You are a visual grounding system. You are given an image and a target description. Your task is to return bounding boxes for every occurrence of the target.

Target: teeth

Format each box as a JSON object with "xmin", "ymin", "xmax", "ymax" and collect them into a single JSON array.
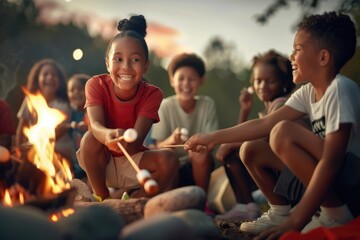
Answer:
[{"xmin": 120, "ymin": 74, "xmax": 133, "ymax": 81}]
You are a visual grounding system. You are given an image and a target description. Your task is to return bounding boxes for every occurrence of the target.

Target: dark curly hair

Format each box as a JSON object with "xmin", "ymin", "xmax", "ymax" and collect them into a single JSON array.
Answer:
[
  {"xmin": 67, "ymin": 73, "xmax": 90, "ymax": 87},
  {"xmin": 167, "ymin": 53, "xmax": 206, "ymax": 79},
  {"xmin": 106, "ymin": 15, "xmax": 149, "ymax": 60},
  {"xmin": 298, "ymin": 11, "xmax": 356, "ymax": 70},
  {"xmin": 26, "ymin": 58, "xmax": 67, "ymax": 101},
  {"xmin": 250, "ymin": 49, "xmax": 295, "ymax": 96}
]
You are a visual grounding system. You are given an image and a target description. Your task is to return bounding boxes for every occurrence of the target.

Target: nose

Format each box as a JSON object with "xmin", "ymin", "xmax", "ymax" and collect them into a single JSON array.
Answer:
[
  {"xmin": 121, "ymin": 59, "xmax": 130, "ymax": 69},
  {"xmin": 289, "ymin": 52, "xmax": 294, "ymax": 61}
]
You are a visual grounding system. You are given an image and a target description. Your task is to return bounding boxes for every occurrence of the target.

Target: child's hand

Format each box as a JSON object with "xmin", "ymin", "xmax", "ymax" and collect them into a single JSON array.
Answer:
[
  {"xmin": 215, "ymin": 143, "xmax": 233, "ymax": 162},
  {"xmin": 239, "ymin": 88, "xmax": 253, "ymax": 113},
  {"xmin": 170, "ymin": 127, "xmax": 186, "ymax": 144},
  {"xmin": 104, "ymin": 130, "xmax": 122, "ymax": 153},
  {"xmin": 184, "ymin": 133, "xmax": 213, "ymax": 153}
]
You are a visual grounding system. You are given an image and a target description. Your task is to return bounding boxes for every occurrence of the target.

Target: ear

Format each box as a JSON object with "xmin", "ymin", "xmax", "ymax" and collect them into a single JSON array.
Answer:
[
  {"xmin": 169, "ymin": 76, "xmax": 175, "ymax": 87},
  {"xmin": 319, "ymin": 49, "xmax": 330, "ymax": 66},
  {"xmin": 105, "ymin": 57, "xmax": 110, "ymax": 72}
]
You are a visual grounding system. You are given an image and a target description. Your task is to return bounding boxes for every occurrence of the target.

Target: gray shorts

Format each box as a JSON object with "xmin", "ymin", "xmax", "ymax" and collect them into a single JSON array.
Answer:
[{"xmin": 274, "ymin": 152, "xmax": 360, "ymax": 216}]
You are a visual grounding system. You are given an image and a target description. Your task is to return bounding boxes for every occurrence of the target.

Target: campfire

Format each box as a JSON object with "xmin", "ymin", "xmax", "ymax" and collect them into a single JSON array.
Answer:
[{"xmin": 0, "ymin": 88, "xmax": 75, "ymax": 213}]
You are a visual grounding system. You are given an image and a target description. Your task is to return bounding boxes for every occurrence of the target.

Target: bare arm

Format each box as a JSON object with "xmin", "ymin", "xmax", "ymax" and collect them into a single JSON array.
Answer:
[
  {"xmin": 185, "ymin": 105, "xmax": 303, "ymax": 152},
  {"xmin": 87, "ymin": 105, "xmax": 153, "ymax": 155},
  {"xmin": 155, "ymin": 127, "xmax": 183, "ymax": 148}
]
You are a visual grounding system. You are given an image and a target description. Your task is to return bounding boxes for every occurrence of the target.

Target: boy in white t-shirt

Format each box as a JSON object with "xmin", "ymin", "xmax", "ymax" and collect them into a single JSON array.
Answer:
[
  {"xmin": 185, "ymin": 11, "xmax": 360, "ymax": 239},
  {"xmin": 152, "ymin": 53, "xmax": 218, "ymax": 193}
]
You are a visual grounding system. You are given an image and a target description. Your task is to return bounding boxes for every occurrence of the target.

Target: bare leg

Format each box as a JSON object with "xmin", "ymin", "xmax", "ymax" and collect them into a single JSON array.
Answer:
[
  {"xmin": 223, "ymin": 150, "xmax": 255, "ymax": 203},
  {"xmin": 188, "ymin": 150, "xmax": 214, "ymax": 192},
  {"xmin": 270, "ymin": 120, "xmax": 342, "ymax": 207},
  {"xmin": 78, "ymin": 131, "xmax": 110, "ymax": 200},
  {"xmin": 240, "ymin": 139, "xmax": 288, "ymax": 205},
  {"xmin": 135, "ymin": 149, "xmax": 180, "ymax": 197}
]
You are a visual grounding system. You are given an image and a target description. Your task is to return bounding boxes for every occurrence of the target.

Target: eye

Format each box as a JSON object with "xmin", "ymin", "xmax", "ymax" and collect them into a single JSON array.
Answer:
[{"xmin": 113, "ymin": 57, "xmax": 122, "ymax": 62}]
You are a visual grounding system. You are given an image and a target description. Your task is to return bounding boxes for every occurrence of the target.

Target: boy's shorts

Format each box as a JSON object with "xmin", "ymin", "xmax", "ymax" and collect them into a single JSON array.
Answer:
[
  {"xmin": 77, "ymin": 150, "xmax": 143, "ymax": 192},
  {"xmin": 273, "ymin": 167, "xmax": 305, "ymax": 206},
  {"xmin": 273, "ymin": 152, "xmax": 360, "ymax": 215}
]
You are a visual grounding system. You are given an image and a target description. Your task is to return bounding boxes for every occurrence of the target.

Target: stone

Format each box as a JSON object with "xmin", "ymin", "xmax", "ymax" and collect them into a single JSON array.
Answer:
[
  {"xmin": 144, "ymin": 186, "xmax": 206, "ymax": 218},
  {"xmin": 74, "ymin": 198, "xmax": 148, "ymax": 224},
  {"xmin": 57, "ymin": 205, "xmax": 123, "ymax": 240},
  {"xmin": 0, "ymin": 205, "xmax": 63, "ymax": 240},
  {"xmin": 120, "ymin": 213, "xmax": 191, "ymax": 240},
  {"xmin": 173, "ymin": 209, "xmax": 221, "ymax": 239}
]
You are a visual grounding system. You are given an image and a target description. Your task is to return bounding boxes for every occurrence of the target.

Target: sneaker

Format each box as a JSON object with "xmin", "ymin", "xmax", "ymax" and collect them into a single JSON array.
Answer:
[
  {"xmin": 215, "ymin": 203, "xmax": 261, "ymax": 221},
  {"xmin": 240, "ymin": 208, "xmax": 289, "ymax": 234},
  {"xmin": 301, "ymin": 210, "xmax": 345, "ymax": 233}
]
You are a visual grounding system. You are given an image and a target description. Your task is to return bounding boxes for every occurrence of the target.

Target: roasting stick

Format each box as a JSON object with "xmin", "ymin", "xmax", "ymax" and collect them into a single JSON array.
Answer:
[
  {"xmin": 116, "ymin": 141, "xmax": 141, "ymax": 173},
  {"xmin": 162, "ymin": 144, "xmax": 188, "ymax": 148},
  {"xmin": 115, "ymin": 129, "xmax": 159, "ymax": 195}
]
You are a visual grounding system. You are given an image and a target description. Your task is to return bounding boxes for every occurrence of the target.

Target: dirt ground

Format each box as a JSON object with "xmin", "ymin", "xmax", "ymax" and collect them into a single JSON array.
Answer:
[{"xmin": 215, "ymin": 218, "xmax": 258, "ymax": 240}]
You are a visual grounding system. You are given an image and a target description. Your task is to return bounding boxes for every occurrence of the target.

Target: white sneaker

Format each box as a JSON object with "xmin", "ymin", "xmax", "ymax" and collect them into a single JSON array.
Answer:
[
  {"xmin": 301, "ymin": 210, "xmax": 346, "ymax": 233},
  {"xmin": 240, "ymin": 208, "xmax": 289, "ymax": 234}
]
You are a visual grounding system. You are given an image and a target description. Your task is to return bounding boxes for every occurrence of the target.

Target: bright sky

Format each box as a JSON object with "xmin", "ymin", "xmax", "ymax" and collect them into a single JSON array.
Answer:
[{"xmin": 35, "ymin": 0, "xmax": 340, "ymax": 68}]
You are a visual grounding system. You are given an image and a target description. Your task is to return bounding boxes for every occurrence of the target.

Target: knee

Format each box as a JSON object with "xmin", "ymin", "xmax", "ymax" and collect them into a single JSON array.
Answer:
[
  {"xmin": 158, "ymin": 150, "xmax": 180, "ymax": 172},
  {"xmin": 79, "ymin": 131, "xmax": 106, "ymax": 166},
  {"xmin": 239, "ymin": 141, "xmax": 259, "ymax": 166},
  {"xmin": 269, "ymin": 120, "xmax": 292, "ymax": 155},
  {"xmin": 80, "ymin": 131, "xmax": 101, "ymax": 152}
]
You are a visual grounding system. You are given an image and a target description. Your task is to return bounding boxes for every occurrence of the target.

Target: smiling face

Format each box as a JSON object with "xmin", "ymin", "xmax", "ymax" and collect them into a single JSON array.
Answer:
[
  {"xmin": 105, "ymin": 36, "xmax": 149, "ymax": 100},
  {"xmin": 171, "ymin": 66, "xmax": 203, "ymax": 103},
  {"xmin": 290, "ymin": 30, "xmax": 321, "ymax": 84},
  {"xmin": 67, "ymin": 78, "xmax": 85, "ymax": 110},
  {"xmin": 38, "ymin": 64, "xmax": 60, "ymax": 101},
  {"xmin": 252, "ymin": 63, "xmax": 283, "ymax": 102}
]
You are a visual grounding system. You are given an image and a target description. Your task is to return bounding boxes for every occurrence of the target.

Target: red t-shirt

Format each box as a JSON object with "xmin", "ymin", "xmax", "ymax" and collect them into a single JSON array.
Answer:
[
  {"xmin": 0, "ymin": 99, "xmax": 15, "ymax": 135},
  {"xmin": 85, "ymin": 74, "xmax": 163, "ymax": 155}
]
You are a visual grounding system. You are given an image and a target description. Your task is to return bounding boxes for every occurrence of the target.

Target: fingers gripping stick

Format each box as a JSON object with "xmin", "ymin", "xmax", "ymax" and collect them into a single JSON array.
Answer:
[{"xmin": 117, "ymin": 129, "xmax": 159, "ymax": 195}]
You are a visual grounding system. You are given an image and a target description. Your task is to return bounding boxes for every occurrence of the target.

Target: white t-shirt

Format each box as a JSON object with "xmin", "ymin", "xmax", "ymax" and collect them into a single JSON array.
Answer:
[
  {"xmin": 286, "ymin": 74, "xmax": 360, "ymax": 157},
  {"xmin": 152, "ymin": 95, "xmax": 219, "ymax": 158}
]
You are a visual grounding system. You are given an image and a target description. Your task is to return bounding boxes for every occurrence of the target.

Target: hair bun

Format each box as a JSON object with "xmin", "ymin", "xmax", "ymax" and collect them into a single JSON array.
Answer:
[{"xmin": 117, "ymin": 15, "xmax": 147, "ymax": 38}]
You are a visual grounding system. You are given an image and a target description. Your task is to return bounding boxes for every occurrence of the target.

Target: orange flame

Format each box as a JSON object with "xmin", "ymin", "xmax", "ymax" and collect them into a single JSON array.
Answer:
[
  {"xmin": 22, "ymin": 88, "xmax": 73, "ymax": 194},
  {"xmin": 3, "ymin": 189, "xmax": 13, "ymax": 207}
]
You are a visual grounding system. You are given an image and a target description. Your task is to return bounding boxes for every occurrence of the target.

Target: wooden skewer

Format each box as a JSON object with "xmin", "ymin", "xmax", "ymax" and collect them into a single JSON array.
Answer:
[
  {"xmin": 117, "ymin": 141, "xmax": 141, "ymax": 173},
  {"xmin": 162, "ymin": 144, "xmax": 188, "ymax": 148},
  {"xmin": 10, "ymin": 155, "xmax": 23, "ymax": 163}
]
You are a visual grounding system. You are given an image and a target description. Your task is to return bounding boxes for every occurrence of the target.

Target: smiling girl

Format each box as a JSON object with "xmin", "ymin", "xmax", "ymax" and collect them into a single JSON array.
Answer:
[{"xmin": 77, "ymin": 15, "xmax": 179, "ymax": 201}]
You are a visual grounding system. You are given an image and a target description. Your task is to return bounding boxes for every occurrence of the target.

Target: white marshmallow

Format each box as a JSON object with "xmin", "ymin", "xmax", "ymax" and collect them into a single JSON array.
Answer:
[
  {"xmin": 180, "ymin": 128, "xmax": 189, "ymax": 141},
  {"xmin": 136, "ymin": 169, "xmax": 151, "ymax": 184},
  {"xmin": 180, "ymin": 128, "xmax": 188, "ymax": 136},
  {"xmin": 123, "ymin": 128, "xmax": 138, "ymax": 143},
  {"xmin": 144, "ymin": 179, "xmax": 159, "ymax": 194},
  {"xmin": 247, "ymin": 86, "xmax": 254, "ymax": 94}
]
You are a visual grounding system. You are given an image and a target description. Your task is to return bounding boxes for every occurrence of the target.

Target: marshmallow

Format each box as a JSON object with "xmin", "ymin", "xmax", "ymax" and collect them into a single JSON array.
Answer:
[
  {"xmin": 144, "ymin": 179, "xmax": 159, "ymax": 195},
  {"xmin": 0, "ymin": 146, "xmax": 10, "ymax": 163},
  {"xmin": 247, "ymin": 86, "xmax": 254, "ymax": 94},
  {"xmin": 123, "ymin": 128, "xmax": 137, "ymax": 143},
  {"xmin": 136, "ymin": 169, "xmax": 151, "ymax": 185},
  {"xmin": 180, "ymin": 128, "xmax": 189, "ymax": 141}
]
